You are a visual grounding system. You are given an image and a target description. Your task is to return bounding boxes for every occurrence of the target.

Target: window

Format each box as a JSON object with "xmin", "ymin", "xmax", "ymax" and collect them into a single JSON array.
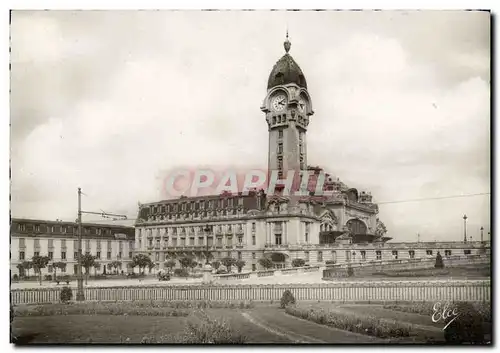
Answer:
[
  {"xmin": 252, "ymin": 235, "xmax": 256, "ymax": 245},
  {"xmin": 227, "ymin": 251, "xmax": 231, "ymax": 257},
  {"xmin": 277, "ymin": 142, "xmax": 283, "ymax": 154},
  {"xmin": 426, "ymin": 250, "xmax": 433, "ymax": 256},
  {"xmin": 61, "ymin": 251, "xmax": 66, "ymax": 260},
  {"xmin": 96, "ymin": 251, "xmax": 101, "ymax": 259},
  {"xmin": 217, "ymin": 237, "xmax": 223, "ymax": 246},
  {"xmin": 238, "ymin": 236, "xmax": 243, "ymax": 244},
  {"xmin": 128, "ymin": 251, "xmax": 132, "ymax": 258},
  {"xmin": 118, "ymin": 252, "xmax": 122, "ymax": 259},
  {"xmin": 445, "ymin": 250, "xmax": 452, "ymax": 256},
  {"xmin": 19, "ymin": 238, "xmax": 25, "ymax": 247},
  {"xmin": 34, "ymin": 239, "xmax": 40, "ymax": 247},
  {"xmin": 305, "ymin": 251, "xmax": 310, "ymax": 261},
  {"xmin": 47, "ymin": 226, "xmax": 53, "ymax": 233},
  {"xmin": 305, "ymin": 232, "xmax": 308, "ymax": 243},
  {"xmin": 318, "ymin": 251, "xmax": 323, "ymax": 262},
  {"xmin": 107, "ymin": 252, "xmax": 111, "ymax": 260},
  {"xmin": 74, "ymin": 252, "xmax": 79, "ymax": 259},
  {"xmin": 155, "ymin": 253, "xmax": 159, "ymax": 261},
  {"xmin": 409, "ymin": 250, "xmax": 415, "ymax": 259},
  {"xmin": 48, "ymin": 252, "xmax": 53, "ymax": 260},
  {"xmin": 107, "ymin": 240, "xmax": 112, "ymax": 249},
  {"xmin": 34, "ymin": 251, "xmax": 40, "ymax": 257},
  {"xmin": 48, "ymin": 239, "xmax": 54, "ymax": 248},
  {"xmin": 331, "ymin": 251, "xmax": 337, "ymax": 263},
  {"xmin": 18, "ymin": 224, "xmax": 26, "ymax": 232},
  {"xmin": 360, "ymin": 250, "xmax": 366, "ymax": 260},
  {"xmin": 34, "ymin": 225, "xmax": 40, "ymax": 232},
  {"xmin": 252, "ymin": 252, "xmax": 256, "ymax": 259},
  {"xmin": 392, "ymin": 251, "xmax": 398, "ymax": 260},
  {"xmin": 464, "ymin": 249, "xmax": 471, "ymax": 255},
  {"xmin": 275, "ymin": 234, "xmax": 282, "ymax": 245},
  {"xmin": 19, "ymin": 251, "xmax": 25, "ymax": 260},
  {"xmin": 252, "ymin": 222, "xmax": 256, "ymax": 232},
  {"xmin": 376, "ymin": 251, "xmax": 382, "ymax": 260},
  {"xmin": 61, "ymin": 239, "xmax": 66, "ymax": 247},
  {"xmin": 278, "ymin": 129, "xmax": 283, "ymax": 139}
]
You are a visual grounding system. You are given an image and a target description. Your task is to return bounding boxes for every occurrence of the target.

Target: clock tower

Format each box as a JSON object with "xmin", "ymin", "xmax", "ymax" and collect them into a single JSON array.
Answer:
[{"xmin": 261, "ymin": 33, "xmax": 314, "ymax": 189}]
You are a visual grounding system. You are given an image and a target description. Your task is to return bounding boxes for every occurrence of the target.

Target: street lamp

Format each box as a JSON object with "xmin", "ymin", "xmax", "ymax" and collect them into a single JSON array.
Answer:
[
  {"xmin": 204, "ymin": 225, "xmax": 212, "ymax": 265},
  {"xmin": 463, "ymin": 214, "xmax": 468, "ymax": 243},
  {"xmin": 480, "ymin": 226, "xmax": 484, "ymax": 243}
]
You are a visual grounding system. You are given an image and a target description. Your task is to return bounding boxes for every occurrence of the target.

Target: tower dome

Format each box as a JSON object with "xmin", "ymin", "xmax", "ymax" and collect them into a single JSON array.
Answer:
[{"xmin": 267, "ymin": 33, "xmax": 307, "ymax": 90}]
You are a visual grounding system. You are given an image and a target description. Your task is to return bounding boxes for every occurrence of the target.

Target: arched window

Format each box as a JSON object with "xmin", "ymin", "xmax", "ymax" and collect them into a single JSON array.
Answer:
[{"xmin": 346, "ymin": 219, "xmax": 367, "ymax": 235}]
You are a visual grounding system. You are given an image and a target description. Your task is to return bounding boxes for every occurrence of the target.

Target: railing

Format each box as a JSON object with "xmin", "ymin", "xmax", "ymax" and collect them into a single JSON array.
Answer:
[
  {"xmin": 257, "ymin": 270, "xmax": 275, "ymax": 277},
  {"xmin": 11, "ymin": 280, "xmax": 490, "ymax": 305},
  {"xmin": 216, "ymin": 272, "xmax": 251, "ymax": 281}
]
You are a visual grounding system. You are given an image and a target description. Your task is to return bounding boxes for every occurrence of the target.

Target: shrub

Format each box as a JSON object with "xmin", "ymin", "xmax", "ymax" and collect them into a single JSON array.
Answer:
[
  {"xmin": 292, "ymin": 258, "xmax": 306, "ymax": 267},
  {"xmin": 285, "ymin": 305, "xmax": 411, "ymax": 339},
  {"xmin": 173, "ymin": 268, "xmax": 189, "ymax": 277},
  {"xmin": 435, "ymin": 252, "xmax": 445, "ymax": 269},
  {"xmin": 444, "ymin": 302, "xmax": 486, "ymax": 344},
  {"xmin": 325, "ymin": 260, "xmax": 336, "ymax": 265},
  {"xmin": 182, "ymin": 311, "xmax": 246, "ymax": 343},
  {"xmin": 280, "ymin": 290, "xmax": 296, "ymax": 308},
  {"xmin": 347, "ymin": 266, "xmax": 354, "ymax": 277},
  {"xmin": 44, "ymin": 275, "xmax": 52, "ymax": 281},
  {"xmin": 13, "ymin": 274, "xmax": 19, "ymax": 281},
  {"xmin": 60, "ymin": 286, "xmax": 73, "ymax": 303}
]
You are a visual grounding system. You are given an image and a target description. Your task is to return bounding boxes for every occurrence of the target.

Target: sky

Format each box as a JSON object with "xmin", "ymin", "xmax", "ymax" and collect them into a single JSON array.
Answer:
[{"xmin": 10, "ymin": 10, "xmax": 491, "ymax": 242}]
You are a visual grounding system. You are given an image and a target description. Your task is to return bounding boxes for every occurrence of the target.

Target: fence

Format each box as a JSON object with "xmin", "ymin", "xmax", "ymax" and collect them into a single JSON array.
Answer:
[{"xmin": 11, "ymin": 279, "xmax": 490, "ymax": 305}]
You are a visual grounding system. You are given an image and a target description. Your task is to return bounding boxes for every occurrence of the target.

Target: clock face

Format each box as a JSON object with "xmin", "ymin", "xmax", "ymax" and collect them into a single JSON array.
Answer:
[
  {"xmin": 298, "ymin": 98, "xmax": 306, "ymax": 113},
  {"xmin": 272, "ymin": 94, "xmax": 287, "ymax": 112}
]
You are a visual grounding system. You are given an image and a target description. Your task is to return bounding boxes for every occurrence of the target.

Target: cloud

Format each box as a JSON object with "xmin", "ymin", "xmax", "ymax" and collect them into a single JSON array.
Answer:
[{"xmin": 10, "ymin": 10, "xmax": 490, "ymax": 241}]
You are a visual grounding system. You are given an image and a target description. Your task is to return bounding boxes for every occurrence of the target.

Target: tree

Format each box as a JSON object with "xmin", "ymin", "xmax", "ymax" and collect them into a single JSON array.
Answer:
[
  {"xmin": 258, "ymin": 257, "xmax": 274, "ymax": 270},
  {"xmin": 235, "ymin": 260, "xmax": 246, "ymax": 273},
  {"xmin": 179, "ymin": 256, "xmax": 195, "ymax": 271},
  {"xmin": 31, "ymin": 255, "xmax": 50, "ymax": 286},
  {"xmin": 221, "ymin": 257, "xmax": 236, "ymax": 272},
  {"xmin": 375, "ymin": 218, "xmax": 388, "ymax": 237},
  {"xmin": 147, "ymin": 262, "xmax": 156, "ymax": 274},
  {"xmin": 211, "ymin": 261, "xmax": 221, "ymax": 271},
  {"xmin": 52, "ymin": 261, "xmax": 67, "ymax": 281},
  {"xmin": 93, "ymin": 262, "xmax": 101, "ymax": 277},
  {"xmin": 292, "ymin": 258, "xmax": 306, "ymax": 268},
  {"xmin": 165, "ymin": 260, "xmax": 177, "ymax": 273},
  {"xmin": 81, "ymin": 254, "xmax": 96, "ymax": 284},
  {"xmin": 188, "ymin": 260, "xmax": 198, "ymax": 273},
  {"xmin": 22, "ymin": 261, "xmax": 33, "ymax": 277},
  {"xmin": 110, "ymin": 261, "xmax": 122, "ymax": 274},
  {"xmin": 16, "ymin": 263, "xmax": 24, "ymax": 278},
  {"xmin": 435, "ymin": 251, "xmax": 445, "ymax": 269},
  {"xmin": 131, "ymin": 254, "xmax": 153, "ymax": 274}
]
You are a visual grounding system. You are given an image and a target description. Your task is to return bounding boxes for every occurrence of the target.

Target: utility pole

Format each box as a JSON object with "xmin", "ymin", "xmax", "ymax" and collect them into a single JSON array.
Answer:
[
  {"xmin": 76, "ymin": 188, "xmax": 84, "ymax": 301},
  {"xmin": 76, "ymin": 187, "xmax": 128, "ymax": 301}
]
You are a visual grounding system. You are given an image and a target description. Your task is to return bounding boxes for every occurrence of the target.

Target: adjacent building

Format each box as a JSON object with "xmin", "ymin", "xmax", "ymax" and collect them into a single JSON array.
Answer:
[{"xmin": 10, "ymin": 218, "xmax": 135, "ymax": 276}]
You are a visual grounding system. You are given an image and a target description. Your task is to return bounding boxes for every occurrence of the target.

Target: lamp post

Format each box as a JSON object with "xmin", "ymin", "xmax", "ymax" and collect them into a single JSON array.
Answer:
[
  {"xmin": 204, "ymin": 225, "xmax": 211, "ymax": 265},
  {"xmin": 463, "ymin": 214, "xmax": 468, "ymax": 243},
  {"xmin": 480, "ymin": 226, "xmax": 484, "ymax": 243}
]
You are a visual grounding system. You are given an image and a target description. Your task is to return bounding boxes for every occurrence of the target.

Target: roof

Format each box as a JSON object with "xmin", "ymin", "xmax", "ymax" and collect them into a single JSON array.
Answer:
[{"xmin": 267, "ymin": 53, "xmax": 307, "ymax": 90}]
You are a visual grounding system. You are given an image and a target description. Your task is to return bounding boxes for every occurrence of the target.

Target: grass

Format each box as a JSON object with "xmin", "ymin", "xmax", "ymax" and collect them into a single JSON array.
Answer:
[
  {"xmin": 285, "ymin": 303, "xmax": 413, "ymax": 339},
  {"xmin": 14, "ymin": 300, "xmax": 256, "ymax": 318}
]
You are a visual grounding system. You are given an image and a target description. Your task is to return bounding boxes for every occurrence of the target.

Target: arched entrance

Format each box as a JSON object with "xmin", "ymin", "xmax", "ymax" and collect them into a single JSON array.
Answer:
[
  {"xmin": 266, "ymin": 252, "xmax": 287, "ymax": 269},
  {"xmin": 346, "ymin": 219, "xmax": 367, "ymax": 235}
]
